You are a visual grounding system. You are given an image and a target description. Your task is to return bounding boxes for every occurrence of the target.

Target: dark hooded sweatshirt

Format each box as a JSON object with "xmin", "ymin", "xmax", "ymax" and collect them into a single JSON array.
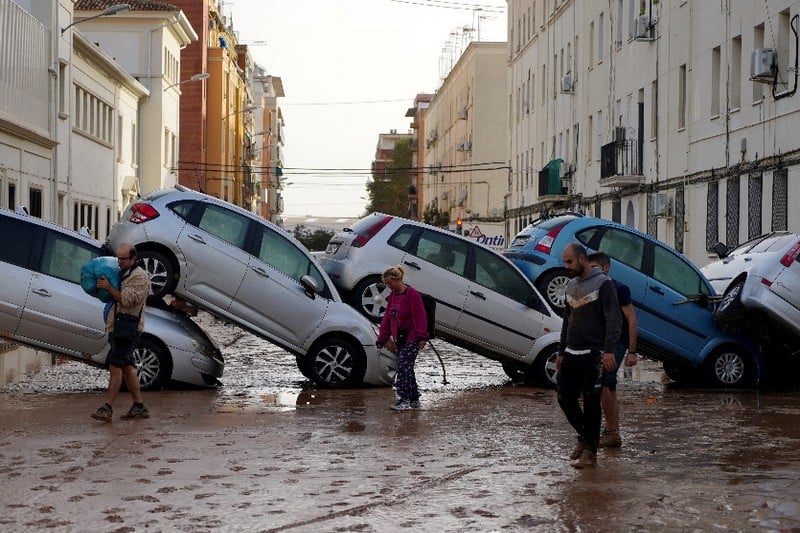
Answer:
[{"xmin": 559, "ymin": 266, "xmax": 622, "ymax": 353}]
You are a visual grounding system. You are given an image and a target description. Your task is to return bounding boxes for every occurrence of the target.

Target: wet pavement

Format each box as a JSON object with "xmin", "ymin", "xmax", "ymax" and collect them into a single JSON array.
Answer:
[{"xmin": 1, "ymin": 313, "xmax": 799, "ymax": 532}]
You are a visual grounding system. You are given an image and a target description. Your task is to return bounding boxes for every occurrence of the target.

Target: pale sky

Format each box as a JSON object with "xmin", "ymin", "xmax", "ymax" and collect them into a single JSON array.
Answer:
[{"xmin": 227, "ymin": 0, "xmax": 507, "ymax": 218}]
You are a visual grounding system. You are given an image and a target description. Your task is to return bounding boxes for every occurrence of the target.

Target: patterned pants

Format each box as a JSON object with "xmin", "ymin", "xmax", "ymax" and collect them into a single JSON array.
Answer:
[{"xmin": 395, "ymin": 341, "xmax": 421, "ymax": 402}]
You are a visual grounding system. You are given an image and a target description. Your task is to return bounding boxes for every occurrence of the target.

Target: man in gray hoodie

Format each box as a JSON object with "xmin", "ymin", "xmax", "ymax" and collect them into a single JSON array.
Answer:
[{"xmin": 556, "ymin": 242, "xmax": 621, "ymax": 468}]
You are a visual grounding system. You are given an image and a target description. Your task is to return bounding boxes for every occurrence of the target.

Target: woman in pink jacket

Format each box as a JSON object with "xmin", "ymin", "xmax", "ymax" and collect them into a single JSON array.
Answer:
[{"xmin": 376, "ymin": 265, "xmax": 428, "ymax": 411}]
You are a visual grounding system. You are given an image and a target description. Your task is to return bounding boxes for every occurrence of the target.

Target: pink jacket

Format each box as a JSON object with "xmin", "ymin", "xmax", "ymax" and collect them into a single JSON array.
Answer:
[{"xmin": 376, "ymin": 285, "xmax": 428, "ymax": 345}]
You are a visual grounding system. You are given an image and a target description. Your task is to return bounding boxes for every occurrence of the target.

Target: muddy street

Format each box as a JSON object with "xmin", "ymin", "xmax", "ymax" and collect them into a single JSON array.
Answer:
[{"xmin": 1, "ymin": 316, "xmax": 799, "ymax": 532}]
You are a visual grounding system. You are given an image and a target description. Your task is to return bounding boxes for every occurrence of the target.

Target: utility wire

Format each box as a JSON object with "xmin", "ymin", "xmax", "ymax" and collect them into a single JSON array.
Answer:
[{"xmin": 388, "ymin": 0, "xmax": 505, "ymax": 13}]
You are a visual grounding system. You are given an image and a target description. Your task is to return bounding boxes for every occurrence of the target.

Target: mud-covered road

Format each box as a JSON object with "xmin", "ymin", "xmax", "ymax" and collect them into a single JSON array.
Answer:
[{"xmin": 1, "ymin": 314, "xmax": 799, "ymax": 532}]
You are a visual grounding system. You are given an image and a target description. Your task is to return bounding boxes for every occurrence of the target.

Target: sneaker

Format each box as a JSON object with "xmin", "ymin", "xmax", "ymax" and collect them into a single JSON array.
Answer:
[
  {"xmin": 91, "ymin": 404, "xmax": 112, "ymax": 422},
  {"xmin": 409, "ymin": 400, "xmax": 421, "ymax": 409},
  {"xmin": 390, "ymin": 400, "xmax": 412, "ymax": 411},
  {"xmin": 121, "ymin": 404, "xmax": 150, "ymax": 420},
  {"xmin": 572, "ymin": 449, "xmax": 597, "ymax": 469},
  {"xmin": 599, "ymin": 429, "xmax": 622, "ymax": 448},
  {"xmin": 569, "ymin": 439, "xmax": 586, "ymax": 460}
]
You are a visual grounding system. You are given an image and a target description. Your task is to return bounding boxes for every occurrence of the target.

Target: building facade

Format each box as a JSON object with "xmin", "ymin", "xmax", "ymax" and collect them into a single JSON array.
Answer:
[{"xmin": 506, "ymin": 0, "xmax": 799, "ymax": 267}]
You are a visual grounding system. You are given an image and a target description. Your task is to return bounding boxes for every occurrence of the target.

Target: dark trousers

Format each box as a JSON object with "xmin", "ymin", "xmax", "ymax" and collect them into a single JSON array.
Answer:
[{"xmin": 557, "ymin": 351, "xmax": 603, "ymax": 452}]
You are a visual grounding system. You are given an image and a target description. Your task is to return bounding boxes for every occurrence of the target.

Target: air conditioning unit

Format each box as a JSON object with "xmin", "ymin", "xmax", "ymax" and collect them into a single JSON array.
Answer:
[
  {"xmin": 560, "ymin": 73, "xmax": 573, "ymax": 93},
  {"xmin": 614, "ymin": 127, "xmax": 626, "ymax": 143},
  {"xmin": 653, "ymin": 192, "xmax": 673, "ymax": 217},
  {"xmin": 636, "ymin": 15, "xmax": 652, "ymax": 40},
  {"xmin": 750, "ymin": 48, "xmax": 777, "ymax": 83}
]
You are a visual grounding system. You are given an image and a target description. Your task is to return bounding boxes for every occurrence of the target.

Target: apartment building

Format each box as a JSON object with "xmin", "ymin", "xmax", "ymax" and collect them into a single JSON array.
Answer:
[{"xmin": 507, "ymin": 0, "xmax": 799, "ymax": 267}]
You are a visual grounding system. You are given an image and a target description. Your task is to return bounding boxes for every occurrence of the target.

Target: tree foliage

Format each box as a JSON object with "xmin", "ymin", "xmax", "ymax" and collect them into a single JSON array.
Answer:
[
  {"xmin": 363, "ymin": 138, "xmax": 414, "ymax": 217},
  {"xmin": 292, "ymin": 224, "xmax": 335, "ymax": 251}
]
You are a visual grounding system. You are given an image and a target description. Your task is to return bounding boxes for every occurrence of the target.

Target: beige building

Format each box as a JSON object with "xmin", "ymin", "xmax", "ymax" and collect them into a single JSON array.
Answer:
[
  {"xmin": 421, "ymin": 41, "xmax": 509, "ymax": 250},
  {"xmin": 507, "ymin": 0, "xmax": 800, "ymax": 267}
]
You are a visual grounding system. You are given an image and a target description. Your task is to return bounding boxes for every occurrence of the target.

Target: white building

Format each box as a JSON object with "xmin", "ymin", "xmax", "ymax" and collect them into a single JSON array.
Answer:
[
  {"xmin": 506, "ymin": 0, "xmax": 800, "ymax": 267},
  {"xmin": 422, "ymin": 41, "xmax": 509, "ymax": 251}
]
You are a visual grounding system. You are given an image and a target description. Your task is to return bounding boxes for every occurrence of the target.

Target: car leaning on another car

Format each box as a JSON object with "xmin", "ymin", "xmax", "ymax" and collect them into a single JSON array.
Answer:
[
  {"xmin": 0, "ymin": 208, "xmax": 224, "ymax": 390},
  {"xmin": 106, "ymin": 186, "xmax": 394, "ymax": 388},
  {"xmin": 317, "ymin": 212, "xmax": 563, "ymax": 387},
  {"xmin": 504, "ymin": 213, "xmax": 765, "ymax": 388},
  {"xmin": 701, "ymin": 232, "xmax": 800, "ymax": 351}
]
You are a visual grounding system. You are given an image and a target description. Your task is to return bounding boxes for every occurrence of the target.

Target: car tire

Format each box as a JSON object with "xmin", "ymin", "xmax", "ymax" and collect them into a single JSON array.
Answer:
[
  {"xmin": 703, "ymin": 346, "xmax": 752, "ymax": 388},
  {"xmin": 714, "ymin": 281, "xmax": 746, "ymax": 330},
  {"xmin": 536, "ymin": 269, "xmax": 571, "ymax": 315},
  {"xmin": 662, "ymin": 361, "xmax": 698, "ymax": 386},
  {"xmin": 303, "ymin": 338, "xmax": 366, "ymax": 388},
  {"xmin": 351, "ymin": 276, "xmax": 389, "ymax": 323},
  {"xmin": 133, "ymin": 336, "xmax": 172, "ymax": 391},
  {"xmin": 532, "ymin": 345, "xmax": 559, "ymax": 388},
  {"xmin": 138, "ymin": 250, "xmax": 177, "ymax": 300},
  {"xmin": 502, "ymin": 363, "xmax": 528, "ymax": 383}
]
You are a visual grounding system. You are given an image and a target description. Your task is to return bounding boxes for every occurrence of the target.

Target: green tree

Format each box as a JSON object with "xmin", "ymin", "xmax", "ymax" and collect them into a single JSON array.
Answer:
[
  {"xmin": 363, "ymin": 138, "xmax": 413, "ymax": 217},
  {"xmin": 292, "ymin": 224, "xmax": 335, "ymax": 251}
]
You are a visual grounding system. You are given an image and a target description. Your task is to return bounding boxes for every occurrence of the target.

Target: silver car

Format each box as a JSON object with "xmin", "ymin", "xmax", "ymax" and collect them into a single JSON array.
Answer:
[
  {"xmin": 702, "ymin": 232, "xmax": 800, "ymax": 344},
  {"xmin": 318, "ymin": 213, "xmax": 564, "ymax": 386},
  {"xmin": 106, "ymin": 186, "xmax": 393, "ymax": 388},
  {"xmin": 0, "ymin": 208, "xmax": 223, "ymax": 390}
]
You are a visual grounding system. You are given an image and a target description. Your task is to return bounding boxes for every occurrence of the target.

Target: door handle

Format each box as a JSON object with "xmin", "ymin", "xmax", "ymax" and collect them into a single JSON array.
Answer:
[
  {"xmin": 251, "ymin": 266, "xmax": 269, "ymax": 277},
  {"xmin": 188, "ymin": 234, "xmax": 206, "ymax": 244},
  {"xmin": 403, "ymin": 260, "xmax": 421, "ymax": 270},
  {"xmin": 469, "ymin": 290, "xmax": 486, "ymax": 300},
  {"xmin": 649, "ymin": 286, "xmax": 664, "ymax": 295},
  {"xmin": 32, "ymin": 289, "xmax": 51, "ymax": 297}
]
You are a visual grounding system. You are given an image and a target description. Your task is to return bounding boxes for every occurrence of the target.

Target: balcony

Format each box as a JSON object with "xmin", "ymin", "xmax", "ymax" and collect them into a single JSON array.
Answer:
[
  {"xmin": 600, "ymin": 139, "xmax": 644, "ymax": 187},
  {"xmin": 538, "ymin": 159, "xmax": 569, "ymax": 197}
]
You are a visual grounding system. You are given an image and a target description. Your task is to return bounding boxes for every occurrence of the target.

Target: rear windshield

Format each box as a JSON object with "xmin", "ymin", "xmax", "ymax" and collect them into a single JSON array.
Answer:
[
  {"xmin": 349, "ymin": 214, "xmax": 390, "ymax": 236},
  {"xmin": 749, "ymin": 233, "xmax": 797, "ymax": 253},
  {"xmin": 530, "ymin": 215, "xmax": 579, "ymax": 231}
]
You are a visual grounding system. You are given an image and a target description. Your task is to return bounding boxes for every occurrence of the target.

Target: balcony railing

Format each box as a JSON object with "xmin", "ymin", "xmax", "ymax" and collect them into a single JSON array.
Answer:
[
  {"xmin": 600, "ymin": 139, "xmax": 644, "ymax": 186},
  {"xmin": 538, "ymin": 159, "xmax": 568, "ymax": 196}
]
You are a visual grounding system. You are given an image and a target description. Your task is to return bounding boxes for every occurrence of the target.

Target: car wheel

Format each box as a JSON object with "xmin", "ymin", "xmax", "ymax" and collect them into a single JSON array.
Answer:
[
  {"xmin": 662, "ymin": 361, "xmax": 698, "ymax": 386},
  {"xmin": 532, "ymin": 345, "xmax": 559, "ymax": 388},
  {"xmin": 714, "ymin": 281, "xmax": 746, "ymax": 330},
  {"xmin": 502, "ymin": 363, "xmax": 527, "ymax": 383},
  {"xmin": 138, "ymin": 250, "xmax": 177, "ymax": 300},
  {"xmin": 133, "ymin": 337, "xmax": 172, "ymax": 391},
  {"xmin": 351, "ymin": 276, "xmax": 389, "ymax": 323},
  {"xmin": 303, "ymin": 338, "xmax": 366, "ymax": 388},
  {"xmin": 536, "ymin": 269, "xmax": 571, "ymax": 315},
  {"xmin": 704, "ymin": 346, "xmax": 751, "ymax": 388}
]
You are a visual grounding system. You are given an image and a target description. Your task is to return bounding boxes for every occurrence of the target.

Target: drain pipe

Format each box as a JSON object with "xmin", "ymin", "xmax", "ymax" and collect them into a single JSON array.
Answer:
[{"xmin": 774, "ymin": 14, "xmax": 799, "ymax": 100}]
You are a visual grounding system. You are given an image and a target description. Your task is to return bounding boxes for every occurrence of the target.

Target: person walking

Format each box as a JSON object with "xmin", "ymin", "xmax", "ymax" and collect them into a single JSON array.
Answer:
[
  {"xmin": 588, "ymin": 251, "xmax": 638, "ymax": 448},
  {"xmin": 91, "ymin": 243, "xmax": 150, "ymax": 422},
  {"xmin": 557, "ymin": 243, "xmax": 621, "ymax": 468},
  {"xmin": 375, "ymin": 266, "xmax": 428, "ymax": 411}
]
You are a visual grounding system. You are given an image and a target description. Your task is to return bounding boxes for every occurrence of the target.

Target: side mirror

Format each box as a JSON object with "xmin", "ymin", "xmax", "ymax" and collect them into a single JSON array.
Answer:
[
  {"xmin": 713, "ymin": 241, "xmax": 729, "ymax": 259},
  {"xmin": 300, "ymin": 274, "xmax": 318, "ymax": 299}
]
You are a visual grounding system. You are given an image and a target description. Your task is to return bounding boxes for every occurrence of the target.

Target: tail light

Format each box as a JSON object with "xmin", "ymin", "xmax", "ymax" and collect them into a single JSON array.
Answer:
[
  {"xmin": 534, "ymin": 224, "xmax": 566, "ymax": 254},
  {"xmin": 352, "ymin": 215, "xmax": 392, "ymax": 248},
  {"xmin": 128, "ymin": 203, "xmax": 160, "ymax": 224},
  {"xmin": 779, "ymin": 239, "xmax": 800, "ymax": 267}
]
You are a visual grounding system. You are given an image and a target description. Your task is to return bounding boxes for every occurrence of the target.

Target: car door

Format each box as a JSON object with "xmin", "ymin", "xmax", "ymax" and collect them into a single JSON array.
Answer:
[
  {"xmin": 458, "ymin": 244, "xmax": 550, "ymax": 358},
  {"xmin": 638, "ymin": 243, "xmax": 716, "ymax": 363},
  {"xmin": 175, "ymin": 202, "xmax": 250, "ymax": 314},
  {"xmin": 0, "ymin": 214, "xmax": 36, "ymax": 338},
  {"xmin": 400, "ymin": 228, "xmax": 470, "ymax": 336},
  {"xmin": 16, "ymin": 228, "xmax": 107, "ymax": 357},
  {"xmin": 229, "ymin": 223, "xmax": 329, "ymax": 349}
]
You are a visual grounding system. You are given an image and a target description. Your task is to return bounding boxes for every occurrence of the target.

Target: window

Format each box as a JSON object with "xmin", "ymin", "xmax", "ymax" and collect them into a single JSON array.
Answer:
[
  {"xmin": 73, "ymin": 85, "xmax": 113, "ymax": 144},
  {"xmin": 587, "ymin": 115, "xmax": 594, "ymax": 161},
  {"xmin": 9, "ymin": 183, "xmax": 16, "ymax": 209},
  {"xmin": 772, "ymin": 169, "xmax": 788, "ymax": 231},
  {"xmin": 117, "ymin": 115, "xmax": 124, "ymax": 162},
  {"xmin": 628, "ymin": 0, "xmax": 637, "ymax": 39},
  {"xmin": 29, "ymin": 188, "xmax": 42, "ymax": 218},
  {"xmin": 596, "ymin": 110, "xmax": 603, "ymax": 160},
  {"xmin": 726, "ymin": 176, "xmax": 741, "ymax": 248},
  {"xmin": 748, "ymin": 172, "xmax": 762, "ymax": 239},
  {"xmin": 131, "ymin": 123, "xmax": 138, "ymax": 165},
  {"xmin": 731, "ymin": 36, "xmax": 742, "ymax": 109},
  {"xmin": 589, "ymin": 22, "xmax": 595, "ymax": 66},
  {"xmin": 753, "ymin": 24, "xmax": 765, "ymax": 102},
  {"xmin": 196, "ymin": 204, "xmax": 249, "ymax": 248},
  {"xmin": 40, "ymin": 231, "xmax": 98, "ymax": 285},
  {"xmin": 0, "ymin": 216, "xmax": 35, "ymax": 267},
  {"xmin": 252, "ymin": 226, "xmax": 325, "ymax": 292},
  {"xmin": 678, "ymin": 64, "xmax": 687, "ymax": 129},
  {"xmin": 594, "ymin": 228, "xmax": 645, "ymax": 270},
  {"xmin": 598, "ymin": 12, "xmax": 605, "ymax": 61},
  {"xmin": 711, "ymin": 46, "xmax": 721, "ymax": 116},
  {"xmin": 473, "ymin": 246, "xmax": 536, "ymax": 305},
  {"xmin": 706, "ymin": 181, "xmax": 719, "ymax": 251},
  {"xmin": 387, "ymin": 224, "xmax": 417, "ymax": 251},
  {"xmin": 414, "ymin": 230, "xmax": 468, "ymax": 277},
  {"xmin": 616, "ymin": 0, "xmax": 623, "ymax": 47},
  {"xmin": 652, "ymin": 245, "xmax": 709, "ymax": 297},
  {"xmin": 650, "ymin": 80, "xmax": 658, "ymax": 138}
]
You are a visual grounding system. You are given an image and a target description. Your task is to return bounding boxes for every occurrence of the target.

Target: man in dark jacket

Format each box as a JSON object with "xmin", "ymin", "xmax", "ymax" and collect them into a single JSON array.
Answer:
[{"xmin": 556, "ymin": 242, "xmax": 621, "ymax": 468}]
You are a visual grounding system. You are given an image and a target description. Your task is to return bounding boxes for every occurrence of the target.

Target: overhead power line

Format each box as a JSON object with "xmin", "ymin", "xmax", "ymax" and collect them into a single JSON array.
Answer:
[{"xmin": 388, "ymin": 0, "xmax": 505, "ymax": 13}]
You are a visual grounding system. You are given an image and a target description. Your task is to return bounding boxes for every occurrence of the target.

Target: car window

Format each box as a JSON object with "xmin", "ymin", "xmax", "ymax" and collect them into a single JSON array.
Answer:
[
  {"xmin": 473, "ymin": 246, "xmax": 535, "ymax": 305},
  {"xmin": 594, "ymin": 228, "xmax": 645, "ymax": 270},
  {"xmin": 574, "ymin": 227, "xmax": 601, "ymax": 248},
  {"xmin": 415, "ymin": 229, "xmax": 468, "ymax": 276},
  {"xmin": 252, "ymin": 226, "xmax": 327, "ymax": 294},
  {"xmin": 652, "ymin": 245, "xmax": 710, "ymax": 296},
  {"xmin": 387, "ymin": 224, "xmax": 417, "ymax": 251},
  {"xmin": 0, "ymin": 216, "xmax": 36, "ymax": 267},
  {"xmin": 196, "ymin": 204, "xmax": 249, "ymax": 248},
  {"xmin": 168, "ymin": 200, "xmax": 194, "ymax": 222},
  {"xmin": 40, "ymin": 231, "xmax": 99, "ymax": 284}
]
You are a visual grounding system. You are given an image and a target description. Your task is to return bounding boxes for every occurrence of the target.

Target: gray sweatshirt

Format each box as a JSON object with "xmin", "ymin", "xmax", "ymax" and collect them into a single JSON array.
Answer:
[{"xmin": 559, "ymin": 266, "xmax": 622, "ymax": 353}]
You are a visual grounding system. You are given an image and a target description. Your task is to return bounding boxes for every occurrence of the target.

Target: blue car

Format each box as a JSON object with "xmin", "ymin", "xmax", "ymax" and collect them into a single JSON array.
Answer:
[{"xmin": 504, "ymin": 214, "xmax": 764, "ymax": 388}]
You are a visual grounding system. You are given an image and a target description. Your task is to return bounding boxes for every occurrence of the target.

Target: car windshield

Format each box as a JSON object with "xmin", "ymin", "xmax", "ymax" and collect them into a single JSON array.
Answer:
[{"xmin": 509, "ymin": 215, "xmax": 578, "ymax": 248}]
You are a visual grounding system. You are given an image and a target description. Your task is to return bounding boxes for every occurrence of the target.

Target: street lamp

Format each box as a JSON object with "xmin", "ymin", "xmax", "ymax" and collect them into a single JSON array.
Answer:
[
  {"xmin": 61, "ymin": 4, "xmax": 131, "ymax": 34},
  {"xmin": 163, "ymin": 72, "xmax": 209, "ymax": 91},
  {"xmin": 222, "ymin": 104, "xmax": 258, "ymax": 120}
]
